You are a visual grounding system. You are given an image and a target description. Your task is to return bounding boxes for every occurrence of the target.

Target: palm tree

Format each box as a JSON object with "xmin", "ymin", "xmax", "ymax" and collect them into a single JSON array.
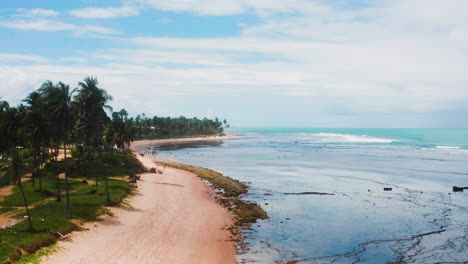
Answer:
[
  {"xmin": 75, "ymin": 77, "xmax": 113, "ymax": 203},
  {"xmin": 0, "ymin": 98, "xmax": 10, "ymax": 155},
  {"xmin": 46, "ymin": 82, "xmax": 78, "ymax": 218},
  {"xmin": 106, "ymin": 110, "xmax": 133, "ymax": 152},
  {"xmin": 38, "ymin": 81, "xmax": 64, "ymax": 202},
  {"xmin": 23, "ymin": 91, "xmax": 49, "ymax": 190},
  {"xmin": 0, "ymin": 149, "xmax": 34, "ymax": 230}
]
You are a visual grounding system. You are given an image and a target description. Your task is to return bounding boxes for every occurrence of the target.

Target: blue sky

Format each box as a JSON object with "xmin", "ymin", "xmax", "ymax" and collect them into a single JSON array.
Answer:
[{"xmin": 1, "ymin": 0, "xmax": 468, "ymax": 128}]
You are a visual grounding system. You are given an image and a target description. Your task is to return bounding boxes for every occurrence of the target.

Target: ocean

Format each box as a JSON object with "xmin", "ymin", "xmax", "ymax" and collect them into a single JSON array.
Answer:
[{"xmin": 149, "ymin": 128, "xmax": 468, "ymax": 264}]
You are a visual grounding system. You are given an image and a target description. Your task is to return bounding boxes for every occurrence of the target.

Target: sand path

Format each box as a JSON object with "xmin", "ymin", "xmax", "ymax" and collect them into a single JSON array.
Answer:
[{"xmin": 42, "ymin": 155, "xmax": 236, "ymax": 264}]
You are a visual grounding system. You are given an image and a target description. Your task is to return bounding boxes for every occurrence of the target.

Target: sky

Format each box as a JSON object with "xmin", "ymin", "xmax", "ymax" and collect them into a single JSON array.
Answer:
[{"xmin": 1, "ymin": 0, "xmax": 468, "ymax": 128}]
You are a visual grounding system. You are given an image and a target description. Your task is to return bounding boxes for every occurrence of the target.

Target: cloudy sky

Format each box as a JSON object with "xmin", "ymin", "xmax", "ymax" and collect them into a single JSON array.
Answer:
[{"xmin": 1, "ymin": 0, "xmax": 468, "ymax": 127}]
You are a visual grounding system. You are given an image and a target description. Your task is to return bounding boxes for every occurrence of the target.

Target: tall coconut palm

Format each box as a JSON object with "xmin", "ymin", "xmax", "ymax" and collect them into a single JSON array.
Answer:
[
  {"xmin": 0, "ymin": 149, "xmax": 34, "ymax": 230},
  {"xmin": 0, "ymin": 98, "xmax": 10, "ymax": 155},
  {"xmin": 106, "ymin": 110, "xmax": 133, "ymax": 152},
  {"xmin": 38, "ymin": 81, "xmax": 63, "ymax": 202},
  {"xmin": 75, "ymin": 77, "xmax": 113, "ymax": 203},
  {"xmin": 23, "ymin": 91, "xmax": 49, "ymax": 190},
  {"xmin": 45, "ymin": 82, "xmax": 78, "ymax": 218}
]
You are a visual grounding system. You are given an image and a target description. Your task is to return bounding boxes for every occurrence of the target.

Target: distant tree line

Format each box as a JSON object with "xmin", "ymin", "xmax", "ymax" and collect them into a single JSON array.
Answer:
[
  {"xmin": 0, "ymin": 76, "xmax": 227, "ymax": 229},
  {"xmin": 132, "ymin": 115, "xmax": 228, "ymax": 139}
]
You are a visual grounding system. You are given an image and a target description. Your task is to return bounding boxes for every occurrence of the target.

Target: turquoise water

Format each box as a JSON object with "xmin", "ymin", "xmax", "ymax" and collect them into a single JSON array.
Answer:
[{"xmin": 146, "ymin": 128, "xmax": 468, "ymax": 263}]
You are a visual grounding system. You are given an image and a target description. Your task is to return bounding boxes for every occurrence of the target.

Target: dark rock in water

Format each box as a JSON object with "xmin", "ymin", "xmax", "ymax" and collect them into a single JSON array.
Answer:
[
  {"xmin": 265, "ymin": 203, "xmax": 269, "ymax": 205},
  {"xmin": 283, "ymin": 192, "xmax": 334, "ymax": 195},
  {"xmin": 384, "ymin": 187, "xmax": 392, "ymax": 191},
  {"xmin": 368, "ymin": 189, "xmax": 371, "ymax": 192},
  {"xmin": 452, "ymin": 186, "xmax": 467, "ymax": 192},
  {"xmin": 286, "ymin": 218, "xmax": 290, "ymax": 220},
  {"xmin": 263, "ymin": 193, "xmax": 272, "ymax": 196}
]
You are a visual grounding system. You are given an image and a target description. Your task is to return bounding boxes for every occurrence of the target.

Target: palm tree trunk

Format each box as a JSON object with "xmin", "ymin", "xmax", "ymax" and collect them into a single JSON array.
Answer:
[
  {"xmin": 18, "ymin": 177, "xmax": 33, "ymax": 231},
  {"xmin": 39, "ymin": 173, "xmax": 43, "ymax": 191},
  {"xmin": 104, "ymin": 175, "xmax": 110, "ymax": 204},
  {"xmin": 64, "ymin": 133, "xmax": 72, "ymax": 218},
  {"xmin": 55, "ymin": 145, "xmax": 61, "ymax": 202},
  {"xmin": 31, "ymin": 153, "xmax": 38, "ymax": 189},
  {"xmin": 98, "ymin": 135, "xmax": 110, "ymax": 204}
]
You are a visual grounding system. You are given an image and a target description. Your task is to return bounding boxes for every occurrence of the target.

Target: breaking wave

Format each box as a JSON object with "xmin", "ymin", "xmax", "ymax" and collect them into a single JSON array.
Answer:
[
  {"xmin": 435, "ymin": 146, "xmax": 461, "ymax": 149},
  {"xmin": 298, "ymin": 133, "xmax": 395, "ymax": 144}
]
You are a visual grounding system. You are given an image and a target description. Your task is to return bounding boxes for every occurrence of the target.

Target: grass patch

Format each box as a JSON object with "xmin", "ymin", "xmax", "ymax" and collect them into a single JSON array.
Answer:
[
  {"xmin": 0, "ymin": 178, "xmax": 86, "ymax": 207},
  {"xmin": 0, "ymin": 152, "xmax": 142, "ymax": 264},
  {"xmin": 15, "ymin": 243, "xmax": 60, "ymax": 264},
  {"xmin": 0, "ymin": 207, "xmax": 14, "ymax": 214},
  {"xmin": 0, "ymin": 179, "xmax": 132, "ymax": 264}
]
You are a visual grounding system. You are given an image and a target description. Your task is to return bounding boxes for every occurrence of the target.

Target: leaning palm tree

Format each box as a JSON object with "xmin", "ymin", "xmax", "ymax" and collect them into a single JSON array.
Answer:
[{"xmin": 0, "ymin": 149, "xmax": 34, "ymax": 231}]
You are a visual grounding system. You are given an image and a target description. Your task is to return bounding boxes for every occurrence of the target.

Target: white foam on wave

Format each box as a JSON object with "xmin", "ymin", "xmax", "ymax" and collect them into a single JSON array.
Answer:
[
  {"xmin": 435, "ymin": 146, "xmax": 461, "ymax": 149},
  {"xmin": 299, "ymin": 133, "xmax": 395, "ymax": 143}
]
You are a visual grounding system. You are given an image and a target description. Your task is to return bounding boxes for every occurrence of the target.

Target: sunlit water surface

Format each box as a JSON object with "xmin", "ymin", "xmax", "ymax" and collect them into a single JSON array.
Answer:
[{"xmin": 144, "ymin": 128, "xmax": 468, "ymax": 264}]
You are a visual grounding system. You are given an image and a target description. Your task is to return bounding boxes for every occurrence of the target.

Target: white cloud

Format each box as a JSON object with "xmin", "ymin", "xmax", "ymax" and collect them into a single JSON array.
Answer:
[
  {"xmin": 16, "ymin": 8, "xmax": 59, "ymax": 17},
  {"xmin": 136, "ymin": 0, "xmax": 329, "ymax": 16},
  {"xmin": 0, "ymin": 53, "xmax": 48, "ymax": 63},
  {"xmin": 69, "ymin": 6, "xmax": 140, "ymax": 18},
  {"xmin": 2, "ymin": 0, "xmax": 468, "ymax": 126},
  {"xmin": 0, "ymin": 19, "xmax": 118, "ymax": 35},
  {"xmin": 60, "ymin": 57, "xmax": 88, "ymax": 63}
]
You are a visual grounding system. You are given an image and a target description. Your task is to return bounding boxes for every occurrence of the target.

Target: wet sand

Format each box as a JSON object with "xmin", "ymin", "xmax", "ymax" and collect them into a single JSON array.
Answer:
[{"xmin": 42, "ymin": 154, "xmax": 236, "ymax": 264}]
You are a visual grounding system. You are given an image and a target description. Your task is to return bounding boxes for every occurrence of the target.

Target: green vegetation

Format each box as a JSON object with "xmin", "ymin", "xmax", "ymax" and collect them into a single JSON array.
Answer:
[
  {"xmin": 132, "ymin": 115, "xmax": 228, "ymax": 139},
  {"xmin": 0, "ymin": 76, "xmax": 231, "ymax": 263},
  {"xmin": 0, "ymin": 207, "xmax": 14, "ymax": 214},
  {"xmin": 0, "ymin": 178, "xmax": 86, "ymax": 207},
  {"xmin": 0, "ymin": 153, "xmax": 138, "ymax": 264}
]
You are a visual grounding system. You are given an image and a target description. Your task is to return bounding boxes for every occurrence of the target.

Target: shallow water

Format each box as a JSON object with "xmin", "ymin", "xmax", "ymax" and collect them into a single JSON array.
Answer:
[{"xmin": 146, "ymin": 128, "xmax": 468, "ymax": 264}]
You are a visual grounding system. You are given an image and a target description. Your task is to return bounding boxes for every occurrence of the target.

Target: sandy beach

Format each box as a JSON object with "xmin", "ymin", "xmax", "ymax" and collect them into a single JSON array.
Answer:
[{"xmin": 42, "ymin": 152, "xmax": 236, "ymax": 264}]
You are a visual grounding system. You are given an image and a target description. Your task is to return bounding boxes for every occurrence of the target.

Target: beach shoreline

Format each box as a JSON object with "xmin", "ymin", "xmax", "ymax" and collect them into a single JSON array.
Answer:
[
  {"xmin": 130, "ymin": 134, "xmax": 243, "ymax": 152},
  {"xmin": 41, "ymin": 136, "xmax": 245, "ymax": 264}
]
